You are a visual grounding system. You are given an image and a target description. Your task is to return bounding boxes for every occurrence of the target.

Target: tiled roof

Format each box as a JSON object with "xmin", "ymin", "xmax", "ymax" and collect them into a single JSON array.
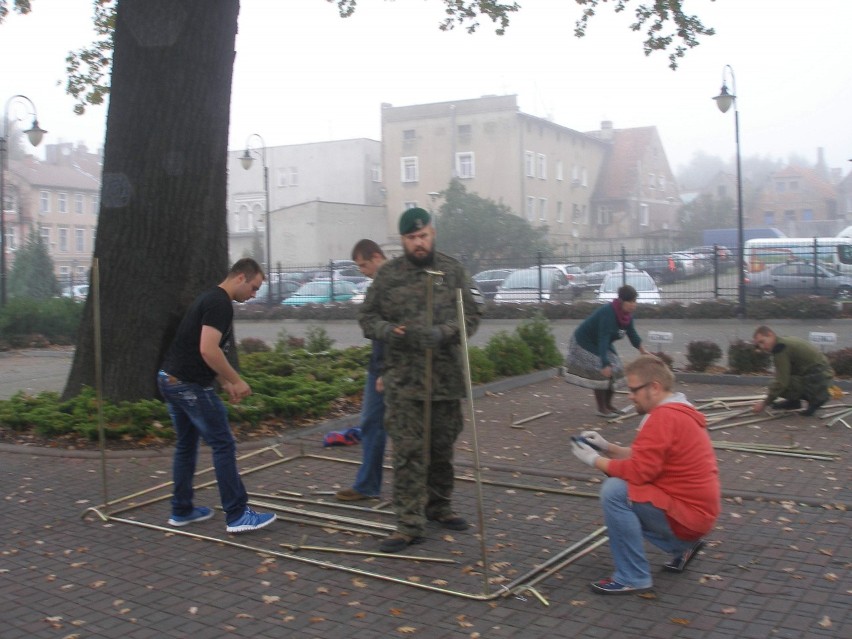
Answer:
[
  {"xmin": 9, "ymin": 155, "xmax": 101, "ymax": 191},
  {"xmin": 589, "ymin": 126, "xmax": 660, "ymax": 200}
]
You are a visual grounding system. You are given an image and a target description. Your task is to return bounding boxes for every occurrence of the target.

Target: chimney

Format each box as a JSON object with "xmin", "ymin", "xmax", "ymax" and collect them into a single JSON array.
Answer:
[{"xmin": 600, "ymin": 120, "xmax": 614, "ymax": 141}]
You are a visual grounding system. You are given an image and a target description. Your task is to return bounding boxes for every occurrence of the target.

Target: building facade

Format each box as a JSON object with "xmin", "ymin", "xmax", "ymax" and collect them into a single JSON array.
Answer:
[
  {"xmin": 227, "ymin": 138, "xmax": 383, "ymax": 265},
  {"xmin": 751, "ymin": 165, "xmax": 842, "ymax": 237},
  {"xmin": 380, "ymin": 95, "xmax": 680, "ymax": 256},
  {"xmin": 4, "ymin": 143, "xmax": 101, "ymax": 288}
]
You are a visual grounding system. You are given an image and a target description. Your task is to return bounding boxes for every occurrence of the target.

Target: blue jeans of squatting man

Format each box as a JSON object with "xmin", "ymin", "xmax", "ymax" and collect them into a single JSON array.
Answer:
[
  {"xmin": 157, "ymin": 371, "xmax": 248, "ymax": 524},
  {"xmin": 352, "ymin": 370, "xmax": 386, "ymax": 497},
  {"xmin": 600, "ymin": 477, "xmax": 696, "ymax": 588}
]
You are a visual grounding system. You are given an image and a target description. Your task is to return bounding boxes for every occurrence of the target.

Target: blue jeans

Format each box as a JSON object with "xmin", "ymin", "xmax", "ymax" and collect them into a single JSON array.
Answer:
[
  {"xmin": 599, "ymin": 477, "xmax": 695, "ymax": 588},
  {"xmin": 157, "ymin": 371, "xmax": 247, "ymax": 524},
  {"xmin": 352, "ymin": 370, "xmax": 386, "ymax": 497}
]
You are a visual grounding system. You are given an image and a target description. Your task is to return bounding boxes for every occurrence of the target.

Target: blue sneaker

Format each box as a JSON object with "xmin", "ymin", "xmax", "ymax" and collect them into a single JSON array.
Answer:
[
  {"xmin": 225, "ymin": 507, "xmax": 276, "ymax": 533},
  {"xmin": 168, "ymin": 506, "xmax": 214, "ymax": 527}
]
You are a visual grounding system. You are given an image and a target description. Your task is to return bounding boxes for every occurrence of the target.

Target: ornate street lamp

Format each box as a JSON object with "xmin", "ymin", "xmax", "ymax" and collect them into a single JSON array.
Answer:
[
  {"xmin": 1, "ymin": 95, "xmax": 47, "ymax": 306},
  {"xmin": 713, "ymin": 65, "xmax": 746, "ymax": 317},
  {"xmin": 240, "ymin": 134, "xmax": 271, "ymax": 304}
]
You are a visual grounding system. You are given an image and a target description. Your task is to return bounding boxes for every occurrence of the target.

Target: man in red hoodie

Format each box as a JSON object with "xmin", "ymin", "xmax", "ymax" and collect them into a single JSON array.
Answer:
[{"xmin": 572, "ymin": 355, "xmax": 720, "ymax": 594}]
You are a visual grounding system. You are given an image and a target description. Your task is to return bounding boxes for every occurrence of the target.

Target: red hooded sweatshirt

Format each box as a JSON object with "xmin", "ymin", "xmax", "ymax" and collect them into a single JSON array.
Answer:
[{"xmin": 607, "ymin": 393, "xmax": 721, "ymax": 539}]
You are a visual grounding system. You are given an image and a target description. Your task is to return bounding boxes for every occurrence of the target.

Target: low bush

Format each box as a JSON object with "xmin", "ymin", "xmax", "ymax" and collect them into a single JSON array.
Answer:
[
  {"xmin": 484, "ymin": 331, "xmax": 535, "ymax": 377},
  {"xmin": 0, "ymin": 297, "xmax": 82, "ymax": 347},
  {"xmin": 650, "ymin": 350, "xmax": 674, "ymax": 370},
  {"xmin": 686, "ymin": 340, "xmax": 723, "ymax": 372},
  {"xmin": 826, "ymin": 347, "xmax": 852, "ymax": 378},
  {"xmin": 727, "ymin": 339, "xmax": 771, "ymax": 374},
  {"xmin": 515, "ymin": 313, "xmax": 564, "ymax": 369}
]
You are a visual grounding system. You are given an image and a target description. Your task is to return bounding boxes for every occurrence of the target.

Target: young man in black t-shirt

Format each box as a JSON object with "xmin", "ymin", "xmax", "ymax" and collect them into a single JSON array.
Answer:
[{"xmin": 158, "ymin": 258, "xmax": 276, "ymax": 533}]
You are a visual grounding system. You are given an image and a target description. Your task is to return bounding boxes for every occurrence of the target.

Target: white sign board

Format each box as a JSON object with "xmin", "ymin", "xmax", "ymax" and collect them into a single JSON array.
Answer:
[
  {"xmin": 809, "ymin": 332, "xmax": 837, "ymax": 347},
  {"xmin": 648, "ymin": 331, "xmax": 674, "ymax": 344}
]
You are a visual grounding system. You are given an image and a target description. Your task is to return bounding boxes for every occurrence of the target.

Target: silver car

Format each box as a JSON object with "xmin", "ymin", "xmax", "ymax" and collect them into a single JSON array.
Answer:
[
  {"xmin": 745, "ymin": 262, "xmax": 852, "ymax": 299},
  {"xmin": 595, "ymin": 271, "xmax": 662, "ymax": 305},
  {"xmin": 494, "ymin": 268, "xmax": 573, "ymax": 304}
]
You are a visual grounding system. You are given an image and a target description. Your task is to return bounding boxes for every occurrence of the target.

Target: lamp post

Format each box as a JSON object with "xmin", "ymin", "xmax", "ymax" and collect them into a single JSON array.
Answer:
[
  {"xmin": 240, "ymin": 134, "xmax": 271, "ymax": 305},
  {"xmin": 712, "ymin": 66, "xmax": 746, "ymax": 317},
  {"xmin": 1, "ymin": 95, "xmax": 47, "ymax": 307}
]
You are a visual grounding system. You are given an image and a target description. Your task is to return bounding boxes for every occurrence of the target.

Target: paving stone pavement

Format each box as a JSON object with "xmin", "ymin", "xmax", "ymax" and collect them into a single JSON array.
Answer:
[{"xmin": 2, "ymin": 374, "xmax": 850, "ymax": 639}]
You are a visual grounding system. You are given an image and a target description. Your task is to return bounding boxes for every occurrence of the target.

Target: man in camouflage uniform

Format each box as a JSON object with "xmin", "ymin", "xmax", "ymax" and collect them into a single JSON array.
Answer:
[
  {"xmin": 359, "ymin": 207, "xmax": 484, "ymax": 553},
  {"xmin": 751, "ymin": 325, "xmax": 834, "ymax": 417}
]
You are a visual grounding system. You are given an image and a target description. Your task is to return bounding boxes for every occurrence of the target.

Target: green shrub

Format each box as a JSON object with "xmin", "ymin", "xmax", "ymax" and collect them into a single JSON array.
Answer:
[
  {"xmin": 484, "ymin": 331, "xmax": 534, "ymax": 377},
  {"xmin": 0, "ymin": 297, "xmax": 82, "ymax": 345},
  {"xmin": 686, "ymin": 340, "xmax": 723, "ymax": 372},
  {"xmin": 467, "ymin": 346, "xmax": 497, "ymax": 384},
  {"xmin": 727, "ymin": 339, "xmax": 771, "ymax": 374},
  {"xmin": 515, "ymin": 313, "xmax": 563, "ymax": 369},
  {"xmin": 305, "ymin": 326, "xmax": 335, "ymax": 352}
]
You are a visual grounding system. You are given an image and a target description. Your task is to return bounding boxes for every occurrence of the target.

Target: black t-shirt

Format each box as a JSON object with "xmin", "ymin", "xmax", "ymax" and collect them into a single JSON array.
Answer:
[{"xmin": 161, "ymin": 286, "xmax": 233, "ymax": 386}]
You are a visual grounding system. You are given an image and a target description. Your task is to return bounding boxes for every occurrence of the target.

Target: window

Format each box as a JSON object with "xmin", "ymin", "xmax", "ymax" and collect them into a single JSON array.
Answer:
[
  {"xmin": 764, "ymin": 211, "xmax": 775, "ymax": 225},
  {"xmin": 784, "ymin": 209, "xmax": 796, "ymax": 223},
  {"xmin": 658, "ymin": 175, "xmax": 666, "ymax": 191},
  {"xmin": 802, "ymin": 208, "xmax": 814, "ymax": 221},
  {"xmin": 403, "ymin": 200, "xmax": 418, "ymax": 211},
  {"xmin": 238, "ymin": 204, "xmax": 250, "ymax": 231},
  {"xmin": 401, "ymin": 157, "xmax": 419, "ymax": 183},
  {"xmin": 581, "ymin": 168, "xmax": 588, "ymax": 188},
  {"xmin": 40, "ymin": 191, "xmax": 50, "ymax": 214},
  {"xmin": 456, "ymin": 152, "xmax": 475, "ymax": 179},
  {"xmin": 556, "ymin": 201, "xmax": 564, "ymax": 223},
  {"xmin": 58, "ymin": 227, "xmax": 69, "ymax": 252},
  {"xmin": 40, "ymin": 227, "xmax": 51, "ymax": 249},
  {"xmin": 91, "ymin": 228, "xmax": 97, "ymax": 247},
  {"xmin": 58, "ymin": 193, "xmax": 68, "ymax": 213},
  {"xmin": 288, "ymin": 167, "xmax": 299, "ymax": 187},
  {"xmin": 277, "ymin": 168, "xmax": 288, "ymax": 188},
  {"xmin": 371, "ymin": 164, "xmax": 382, "ymax": 182},
  {"xmin": 537, "ymin": 154, "xmax": 547, "ymax": 179},
  {"xmin": 538, "ymin": 198, "xmax": 547, "ymax": 221},
  {"xmin": 556, "ymin": 160, "xmax": 564, "ymax": 181},
  {"xmin": 74, "ymin": 194, "xmax": 84, "ymax": 214},
  {"xmin": 2, "ymin": 188, "xmax": 15, "ymax": 212},
  {"xmin": 775, "ymin": 182, "xmax": 786, "ymax": 193},
  {"xmin": 639, "ymin": 203, "xmax": 649, "ymax": 227},
  {"xmin": 3, "ymin": 226, "xmax": 15, "ymax": 251},
  {"xmin": 789, "ymin": 181, "xmax": 799, "ymax": 192},
  {"xmin": 525, "ymin": 151, "xmax": 535, "ymax": 177},
  {"xmin": 525, "ymin": 196, "xmax": 535, "ymax": 221},
  {"xmin": 75, "ymin": 227, "xmax": 85, "ymax": 252},
  {"xmin": 572, "ymin": 203, "xmax": 582, "ymax": 225},
  {"xmin": 402, "ymin": 129, "xmax": 416, "ymax": 141},
  {"xmin": 91, "ymin": 196, "xmax": 99, "ymax": 215},
  {"xmin": 597, "ymin": 206, "xmax": 612, "ymax": 226},
  {"xmin": 457, "ymin": 124, "xmax": 471, "ymax": 138}
]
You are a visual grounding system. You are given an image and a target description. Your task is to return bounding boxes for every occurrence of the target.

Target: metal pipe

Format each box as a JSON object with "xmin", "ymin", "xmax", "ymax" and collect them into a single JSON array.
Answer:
[
  {"xmin": 280, "ymin": 537, "xmax": 456, "ymax": 563},
  {"xmin": 92, "ymin": 260, "xmax": 109, "ymax": 514},
  {"xmin": 456, "ymin": 287, "xmax": 491, "ymax": 596}
]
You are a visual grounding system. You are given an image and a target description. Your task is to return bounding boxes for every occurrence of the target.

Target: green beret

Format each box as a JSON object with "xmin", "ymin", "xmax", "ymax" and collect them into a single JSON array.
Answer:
[{"xmin": 398, "ymin": 207, "xmax": 431, "ymax": 235}]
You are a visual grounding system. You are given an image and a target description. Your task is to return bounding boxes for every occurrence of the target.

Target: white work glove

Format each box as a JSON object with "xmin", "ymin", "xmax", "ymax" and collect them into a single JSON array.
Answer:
[
  {"xmin": 580, "ymin": 430, "xmax": 610, "ymax": 453},
  {"xmin": 572, "ymin": 441, "xmax": 600, "ymax": 468}
]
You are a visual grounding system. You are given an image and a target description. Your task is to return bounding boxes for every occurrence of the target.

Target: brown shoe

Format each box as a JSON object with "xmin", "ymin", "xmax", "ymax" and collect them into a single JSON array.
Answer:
[
  {"xmin": 379, "ymin": 533, "xmax": 423, "ymax": 553},
  {"xmin": 335, "ymin": 488, "xmax": 374, "ymax": 502}
]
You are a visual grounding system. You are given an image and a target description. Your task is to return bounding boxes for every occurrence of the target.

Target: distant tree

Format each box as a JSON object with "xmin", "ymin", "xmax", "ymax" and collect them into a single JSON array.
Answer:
[
  {"xmin": 675, "ymin": 151, "xmax": 727, "ymax": 191},
  {"xmin": 8, "ymin": 230, "xmax": 60, "ymax": 300},
  {"xmin": 677, "ymin": 193, "xmax": 737, "ymax": 245},
  {"xmin": 434, "ymin": 180, "xmax": 553, "ymax": 272}
]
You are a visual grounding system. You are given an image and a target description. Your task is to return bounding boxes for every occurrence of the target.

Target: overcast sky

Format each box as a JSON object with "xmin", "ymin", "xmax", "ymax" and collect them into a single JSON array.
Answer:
[{"xmin": 2, "ymin": 0, "xmax": 850, "ymax": 175}]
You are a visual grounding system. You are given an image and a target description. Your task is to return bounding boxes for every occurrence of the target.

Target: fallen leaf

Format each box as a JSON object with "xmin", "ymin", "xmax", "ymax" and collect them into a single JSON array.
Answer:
[
  {"xmin": 188, "ymin": 607, "xmax": 198, "ymax": 615},
  {"xmin": 390, "ymin": 608, "xmax": 404, "ymax": 616},
  {"xmin": 818, "ymin": 616, "xmax": 832, "ymax": 629},
  {"xmin": 397, "ymin": 626, "xmax": 417, "ymax": 634},
  {"xmin": 309, "ymin": 616, "xmax": 326, "ymax": 623},
  {"xmin": 818, "ymin": 548, "xmax": 833, "ymax": 557},
  {"xmin": 721, "ymin": 607, "xmax": 736, "ymax": 614},
  {"xmin": 670, "ymin": 617, "xmax": 690, "ymax": 625},
  {"xmin": 824, "ymin": 573, "xmax": 838, "ymax": 581},
  {"xmin": 262, "ymin": 595, "xmax": 280, "ymax": 604},
  {"xmin": 316, "ymin": 586, "xmax": 329, "ymax": 594},
  {"xmin": 351, "ymin": 578, "xmax": 368, "ymax": 588}
]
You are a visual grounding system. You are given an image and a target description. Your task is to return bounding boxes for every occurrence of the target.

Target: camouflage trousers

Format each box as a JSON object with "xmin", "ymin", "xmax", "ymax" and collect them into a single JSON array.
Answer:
[
  {"xmin": 780, "ymin": 364, "xmax": 833, "ymax": 404},
  {"xmin": 384, "ymin": 397, "xmax": 464, "ymax": 537}
]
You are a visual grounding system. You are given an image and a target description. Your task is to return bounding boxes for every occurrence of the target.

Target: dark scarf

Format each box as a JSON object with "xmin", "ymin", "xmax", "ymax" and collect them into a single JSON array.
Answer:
[{"xmin": 612, "ymin": 299, "xmax": 632, "ymax": 328}]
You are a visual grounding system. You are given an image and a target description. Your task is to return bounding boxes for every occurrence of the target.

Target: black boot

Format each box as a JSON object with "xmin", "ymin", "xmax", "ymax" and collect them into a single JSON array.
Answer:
[{"xmin": 771, "ymin": 398, "xmax": 802, "ymax": 410}]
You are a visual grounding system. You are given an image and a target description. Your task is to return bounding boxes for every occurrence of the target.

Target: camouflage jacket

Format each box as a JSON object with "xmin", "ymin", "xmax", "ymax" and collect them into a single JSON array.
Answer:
[{"xmin": 359, "ymin": 252, "xmax": 484, "ymax": 400}]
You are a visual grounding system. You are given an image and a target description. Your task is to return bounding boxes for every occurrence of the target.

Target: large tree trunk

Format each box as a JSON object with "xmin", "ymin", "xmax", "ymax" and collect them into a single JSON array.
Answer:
[{"xmin": 63, "ymin": 0, "xmax": 241, "ymax": 402}]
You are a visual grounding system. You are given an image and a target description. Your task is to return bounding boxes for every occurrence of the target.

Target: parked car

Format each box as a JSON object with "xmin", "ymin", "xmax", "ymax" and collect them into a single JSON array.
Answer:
[
  {"xmin": 282, "ymin": 280, "xmax": 357, "ymax": 306},
  {"xmin": 744, "ymin": 262, "xmax": 852, "ymax": 299},
  {"xmin": 493, "ymin": 267, "xmax": 573, "ymax": 304},
  {"xmin": 595, "ymin": 270, "xmax": 662, "ymax": 305},
  {"xmin": 671, "ymin": 252, "xmax": 700, "ymax": 278},
  {"xmin": 541, "ymin": 263, "xmax": 586, "ymax": 296},
  {"xmin": 244, "ymin": 280, "xmax": 301, "ymax": 304},
  {"xmin": 350, "ymin": 279, "xmax": 371, "ymax": 304},
  {"xmin": 634, "ymin": 256, "xmax": 682, "ymax": 284},
  {"xmin": 472, "ymin": 268, "xmax": 514, "ymax": 299},
  {"xmin": 581, "ymin": 261, "xmax": 639, "ymax": 290},
  {"xmin": 61, "ymin": 284, "xmax": 89, "ymax": 300}
]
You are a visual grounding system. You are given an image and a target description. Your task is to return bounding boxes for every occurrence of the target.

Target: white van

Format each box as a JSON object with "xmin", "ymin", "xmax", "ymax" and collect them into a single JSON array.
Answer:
[{"xmin": 744, "ymin": 237, "xmax": 852, "ymax": 275}]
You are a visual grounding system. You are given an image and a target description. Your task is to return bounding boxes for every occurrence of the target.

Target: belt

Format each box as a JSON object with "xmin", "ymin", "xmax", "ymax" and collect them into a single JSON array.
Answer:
[{"xmin": 158, "ymin": 370, "xmax": 181, "ymax": 384}]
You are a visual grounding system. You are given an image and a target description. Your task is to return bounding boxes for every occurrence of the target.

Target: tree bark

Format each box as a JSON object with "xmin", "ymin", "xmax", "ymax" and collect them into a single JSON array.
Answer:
[{"xmin": 63, "ymin": 0, "xmax": 240, "ymax": 402}]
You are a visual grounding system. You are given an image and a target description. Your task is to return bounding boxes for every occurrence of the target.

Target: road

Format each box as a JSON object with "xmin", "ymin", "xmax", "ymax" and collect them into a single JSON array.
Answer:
[{"xmin": 3, "ymin": 317, "xmax": 849, "ymax": 400}]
